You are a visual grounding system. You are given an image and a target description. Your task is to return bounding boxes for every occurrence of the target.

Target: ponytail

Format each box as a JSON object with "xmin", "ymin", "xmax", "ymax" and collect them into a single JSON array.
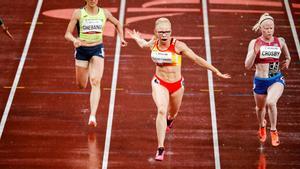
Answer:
[{"xmin": 252, "ymin": 13, "xmax": 274, "ymax": 32}]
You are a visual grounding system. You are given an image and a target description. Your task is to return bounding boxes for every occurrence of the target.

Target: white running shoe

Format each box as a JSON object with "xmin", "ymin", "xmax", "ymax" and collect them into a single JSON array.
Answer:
[{"xmin": 88, "ymin": 115, "xmax": 97, "ymax": 127}]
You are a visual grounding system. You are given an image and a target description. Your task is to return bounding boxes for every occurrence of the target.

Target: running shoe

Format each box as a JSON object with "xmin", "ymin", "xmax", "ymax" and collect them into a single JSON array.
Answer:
[
  {"xmin": 155, "ymin": 147, "xmax": 165, "ymax": 161},
  {"xmin": 88, "ymin": 115, "xmax": 97, "ymax": 127},
  {"xmin": 258, "ymin": 120, "xmax": 267, "ymax": 142},
  {"xmin": 270, "ymin": 130, "xmax": 280, "ymax": 147},
  {"xmin": 166, "ymin": 117, "xmax": 174, "ymax": 132}
]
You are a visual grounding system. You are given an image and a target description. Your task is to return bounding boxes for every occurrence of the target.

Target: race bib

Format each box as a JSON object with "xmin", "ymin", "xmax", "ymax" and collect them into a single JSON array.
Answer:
[
  {"xmin": 259, "ymin": 46, "xmax": 281, "ymax": 59},
  {"xmin": 82, "ymin": 19, "xmax": 103, "ymax": 33},
  {"xmin": 151, "ymin": 51, "xmax": 173, "ymax": 64},
  {"xmin": 268, "ymin": 62, "xmax": 279, "ymax": 77}
]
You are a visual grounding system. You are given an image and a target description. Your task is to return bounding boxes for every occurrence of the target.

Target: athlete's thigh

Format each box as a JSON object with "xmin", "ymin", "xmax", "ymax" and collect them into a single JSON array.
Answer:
[
  {"xmin": 266, "ymin": 82, "xmax": 284, "ymax": 103},
  {"xmin": 75, "ymin": 61, "xmax": 89, "ymax": 86},
  {"xmin": 89, "ymin": 56, "xmax": 104, "ymax": 80},
  {"xmin": 168, "ymin": 87, "xmax": 184, "ymax": 113},
  {"xmin": 151, "ymin": 80, "xmax": 169, "ymax": 109}
]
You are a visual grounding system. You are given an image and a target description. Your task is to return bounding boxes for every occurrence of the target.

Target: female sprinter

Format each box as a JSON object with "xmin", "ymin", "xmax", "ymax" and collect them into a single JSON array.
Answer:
[
  {"xmin": 245, "ymin": 13, "xmax": 291, "ymax": 146},
  {"xmin": 128, "ymin": 17, "xmax": 230, "ymax": 161},
  {"xmin": 65, "ymin": 0, "xmax": 127, "ymax": 127}
]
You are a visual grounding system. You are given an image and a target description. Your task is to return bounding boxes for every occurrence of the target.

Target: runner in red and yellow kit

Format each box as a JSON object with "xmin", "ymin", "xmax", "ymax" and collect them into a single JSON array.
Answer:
[{"xmin": 128, "ymin": 17, "xmax": 230, "ymax": 161}]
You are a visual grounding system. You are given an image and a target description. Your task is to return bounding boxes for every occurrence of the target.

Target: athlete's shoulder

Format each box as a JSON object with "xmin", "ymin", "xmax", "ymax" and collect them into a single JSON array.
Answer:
[
  {"xmin": 174, "ymin": 39, "xmax": 188, "ymax": 54},
  {"xmin": 277, "ymin": 37, "xmax": 285, "ymax": 42},
  {"xmin": 249, "ymin": 38, "xmax": 257, "ymax": 45},
  {"xmin": 74, "ymin": 8, "xmax": 82, "ymax": 14},
  {"xmin": 71, "ymin": 8, "xmax": 81, "ymax": 20},
  {"xmin": 277, "ymin": 37, "xmax": 286, "ymax": 47},
  {"xmin": 100, "ymin": 7, "xmax": 108, "ymax": 11},
  {"xmin": 175, "ymin": 40, "xmax": 187, "ymax": 49},
  {"xmin": 102, "ymin": 8, "xmax": 111, "ymax": 17},
  {"xmin": 174, "ymin": 39, "xmax": 184, "ymax": 46},
  {"xmin": 246, "ymin": 39, "xmax": 257, "ymax": 51}
]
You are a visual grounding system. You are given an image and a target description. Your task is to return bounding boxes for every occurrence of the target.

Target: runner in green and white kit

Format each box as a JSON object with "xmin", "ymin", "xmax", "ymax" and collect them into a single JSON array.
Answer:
[{"xmin": 65, "ymin": 0, "xmax": 127, "ymax": 127}]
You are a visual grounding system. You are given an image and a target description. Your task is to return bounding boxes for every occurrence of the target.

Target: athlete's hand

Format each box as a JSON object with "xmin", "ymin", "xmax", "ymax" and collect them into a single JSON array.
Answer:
[
  {"xmin": 73, "ymin": 39, "xmax": 81, "ymax": 48},
  {"xmin": 121, "ymin": 38, "xmax": 127, "ymax": 47},
  {"xmin": 216, "ymin": 72, "xmax": 231, "ymax": 79},
  {"xmin": 281, "ymin": 59, "xmax": 291, "ymax": 70},
  {"xmin": 3, "ymin": 27, "xmax": 14, "ymax": 40},
  {"xmin": 127, "ymin": 29, "xmax": 141, "ymax": 40}
]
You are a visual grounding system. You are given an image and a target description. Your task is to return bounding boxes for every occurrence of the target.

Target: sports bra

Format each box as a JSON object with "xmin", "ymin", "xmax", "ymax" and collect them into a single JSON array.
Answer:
[
  {"xmin": 254, "ymin": 37, "xmax": 281, "ymax": 64},
  {"xmin": 151, "ymin": 38, "xmax": 182, "ymax": 66}
]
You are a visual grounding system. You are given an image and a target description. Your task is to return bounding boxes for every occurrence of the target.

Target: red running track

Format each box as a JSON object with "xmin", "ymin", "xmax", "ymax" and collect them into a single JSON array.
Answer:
[{"xmin": 0, "ymin": 0, "xmax": 300, "ymax": 169}]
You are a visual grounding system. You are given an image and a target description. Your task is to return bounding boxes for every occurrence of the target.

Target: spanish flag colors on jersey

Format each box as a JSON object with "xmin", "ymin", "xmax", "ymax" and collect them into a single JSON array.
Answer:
[{"xmin": 151, "ymin": 38, "xmax": 182, "ymax": 66}]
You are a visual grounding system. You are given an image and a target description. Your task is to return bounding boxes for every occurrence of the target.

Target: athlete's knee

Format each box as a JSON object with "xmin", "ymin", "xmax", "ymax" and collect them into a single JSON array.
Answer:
[
  {"xmin": 266, "ymin": 100, "xmax": 276, "ymax": 109},
  {"xmin": 77, "ymin": 81, "xmax": 87, "ymax": 89},
  {"xmin": 255, "ymin": 106, "xmax": 265, "ymax": 112},
  {"xmin": 157, "ymin": 106, "xmax": 167, "ymax": 116},
  {"xmin": 90, "ymin": 77, "xmax": 101, "ymax": 87}
]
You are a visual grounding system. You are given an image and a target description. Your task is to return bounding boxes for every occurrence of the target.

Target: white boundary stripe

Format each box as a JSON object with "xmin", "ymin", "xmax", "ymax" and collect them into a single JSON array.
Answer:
[
  {"xmin": 102, "ymin": 0, "xmax": 126, "ymax": 168},
  {"xmin": 0, "ymin": 0, "xmax": 44, "ymax": 139},
  {"xmin": 202, "ymin": 0, "xmax": 221, "ymax": 169},
  {"xmin": 283, "ymin": 0, "xmax": 300, "ymax": 60}
]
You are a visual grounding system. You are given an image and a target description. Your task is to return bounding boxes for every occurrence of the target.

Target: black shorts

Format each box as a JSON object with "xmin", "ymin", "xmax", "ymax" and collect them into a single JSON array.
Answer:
[{"xmin": 75, "ymin": 43, "xmax": 104, "ymax": 61}]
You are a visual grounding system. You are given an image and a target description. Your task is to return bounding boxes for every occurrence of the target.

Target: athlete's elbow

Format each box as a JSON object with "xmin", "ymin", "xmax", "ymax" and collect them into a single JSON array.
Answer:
[
  {"xmin": 245, "ymin": 63, "xmax": 252, "ymax": 70},
  {"xmin": 194, "ymin": 58, "xmax": 201, "ymax": 65},
  {"xmin": 115, "ymin": 22, "xmax": 122, "ymax": 31},
  {"xmin": 64, "ymin": 32, "xmax": 69, "ymax": 41}
]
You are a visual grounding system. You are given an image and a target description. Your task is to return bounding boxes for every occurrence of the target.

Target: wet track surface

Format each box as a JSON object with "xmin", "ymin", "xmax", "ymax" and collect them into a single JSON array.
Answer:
[{"xmin": 0, "ymin": 0, "xmax": 299, "ymax": 169}]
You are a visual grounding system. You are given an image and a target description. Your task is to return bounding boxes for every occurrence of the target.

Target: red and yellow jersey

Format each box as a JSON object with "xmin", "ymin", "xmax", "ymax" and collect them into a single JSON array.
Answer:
[
  {"xmin": 255, "ymin": 37, "xmax": 281, "ymax": 64},
  {"xmin": 151, "ymin": 38, "xmax": 182, "ymax": 66}
]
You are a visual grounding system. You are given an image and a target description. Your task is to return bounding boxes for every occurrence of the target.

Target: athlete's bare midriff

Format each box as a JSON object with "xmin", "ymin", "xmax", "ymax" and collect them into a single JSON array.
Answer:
[
  {"xmin": 80, "ymin": 40, "xmax": 103, "ymax": 47},
  {"xmin": 255, "ymin": 63, "xmax": 278, "ymax": 78},
  {"xmin": 155, "ymin": 66, "xmax": 182, "ymax": 83}
]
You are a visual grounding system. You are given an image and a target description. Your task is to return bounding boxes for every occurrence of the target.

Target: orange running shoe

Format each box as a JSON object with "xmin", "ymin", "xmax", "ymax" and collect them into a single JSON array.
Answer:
[
  {"xmin": 270, "ymin": 130, "xmax": 280, "ymax": 147},
  {"xmin": 258, "ymin": 120, "xmax": 267, "ymax": 142}
]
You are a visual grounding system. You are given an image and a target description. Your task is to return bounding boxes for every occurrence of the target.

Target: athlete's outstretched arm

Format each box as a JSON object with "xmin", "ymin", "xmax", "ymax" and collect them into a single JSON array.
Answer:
[
  {"xmin": 128, "ymin": 29, "xmax": 155, "ymax": 49},
  {"xmin": 0, "ymin": 18, "xmax": 14, "ymax": 40},
  {"xmin": 177, "ymin": 41, "xmax": 231, "ymax": 79},
  {"xmin": 104, "ymin": 9, "xmax": 127, "ymax": 47}
]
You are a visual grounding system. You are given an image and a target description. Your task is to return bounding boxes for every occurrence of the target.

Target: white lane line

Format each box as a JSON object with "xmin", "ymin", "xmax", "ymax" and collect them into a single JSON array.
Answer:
[
  {"xmin": 202, "ymin": 0, "xmax": 221, "ymax": 169},
  {"xmin": 0, "ymin": 0, "xmax": 44, "ymax": 139},
  {"xmin": 101, "ymin": 0, "xmax": 126, "ymax": 168},
  {"xmin": 283, "ymin": 0, "xmax": 300, "ymax": 60}
]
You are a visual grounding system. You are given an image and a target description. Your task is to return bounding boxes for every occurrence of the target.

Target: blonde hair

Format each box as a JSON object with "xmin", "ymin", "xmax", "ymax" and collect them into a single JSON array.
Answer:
[
  {"xmin": 252, "ymin": 13, "xmax": 274, "ymax": 32},
  {"xmin": 155, "ymin": 17, "xmax": 171, "ymax": 29}
]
